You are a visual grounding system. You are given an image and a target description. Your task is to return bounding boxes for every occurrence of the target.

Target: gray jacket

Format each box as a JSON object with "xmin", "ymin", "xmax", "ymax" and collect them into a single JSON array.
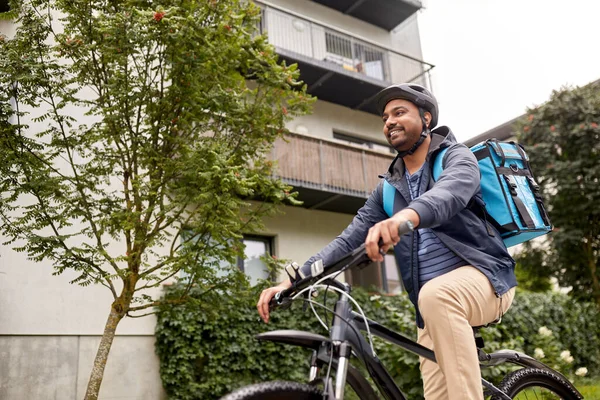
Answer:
[{"xmin": 301, "ymin": 126, "xmax": 517, "ymax": 328}]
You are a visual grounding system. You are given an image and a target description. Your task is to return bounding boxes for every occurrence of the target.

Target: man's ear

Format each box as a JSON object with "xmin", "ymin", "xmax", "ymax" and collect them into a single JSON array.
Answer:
[{"xmin": 424, "ymin": 111, "xmax": 432, "ymax": 128}]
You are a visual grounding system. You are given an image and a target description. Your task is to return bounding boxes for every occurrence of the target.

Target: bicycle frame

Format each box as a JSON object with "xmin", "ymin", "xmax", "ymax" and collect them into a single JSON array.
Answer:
[
  {"xmin": 260, "ymin": 285, "xmax": 581, "ymax": 400},
  {"xmin": 263, "ymin": 232, "xmax": 582, "ymax": 400},
  {"xmin": 327, "ymin": 287, "xmax": 510, "ymax": 400}
]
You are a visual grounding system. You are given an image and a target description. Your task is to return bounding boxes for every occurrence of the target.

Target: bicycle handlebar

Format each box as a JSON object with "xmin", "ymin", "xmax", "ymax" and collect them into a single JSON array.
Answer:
[{"xmin": 270, "ymin": 220, "xmax": 414, "ymax": 310}]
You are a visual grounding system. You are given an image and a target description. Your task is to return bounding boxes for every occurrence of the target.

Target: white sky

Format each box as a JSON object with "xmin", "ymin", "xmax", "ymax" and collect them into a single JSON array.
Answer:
[{"xmin": 417, "ymin": 0, "xmax": 600, "ymax": 142}]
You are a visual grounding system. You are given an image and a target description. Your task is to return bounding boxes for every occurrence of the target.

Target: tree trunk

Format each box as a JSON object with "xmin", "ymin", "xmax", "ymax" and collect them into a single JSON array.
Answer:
[{"xmin": 83, "ymin": 301, "xmax": 126, "ymax": 400}]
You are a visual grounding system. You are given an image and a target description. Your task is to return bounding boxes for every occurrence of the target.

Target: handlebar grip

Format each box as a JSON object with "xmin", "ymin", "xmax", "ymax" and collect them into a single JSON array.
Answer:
[
  {"xmin": 377, "ymin": 220, "xmax": 415, "ymax": 247},
  {"xmin": 267, "ymin": 221, "xmax": 413, "ymax": 312},
  {"xmin": 398, "ymin": 220, "xmax": 414, "ymax": 236}
]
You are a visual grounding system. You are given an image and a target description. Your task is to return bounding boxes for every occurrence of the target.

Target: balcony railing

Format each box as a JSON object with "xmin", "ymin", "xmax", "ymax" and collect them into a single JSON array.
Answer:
[
  {"xmin": 271, "ymin": 133, "xmax": 395, "ymax": 199},
  {"xmin": 260, "ymin": 5, "xmax": 433, "ymax": 88}
]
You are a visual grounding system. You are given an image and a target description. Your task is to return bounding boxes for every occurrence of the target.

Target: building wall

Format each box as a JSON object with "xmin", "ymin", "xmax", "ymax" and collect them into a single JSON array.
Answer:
[
  {"xmin": 262, "ymin": 204, "xmax": 354, "ymax": 278},
  {"xmin": 285, "ymin": 99, "xmax": 385, "ymax": 143},
  {"xmin": 0, "ymin": 18, "xmax": 16, "ymax": 37},
  {"xmin": 263, "ymin": 0, "xmax": 429, "ymax": 93},
  {"xmin": 390, "ymin": 14, "xmax": 428, "ymax": 85},
  {"xmin": 0, "ymin": 204, "xmax": 354, "ymax": 399},
  {"xmin": 0, "ymin": 1, "xmax": 420, "ymax": 398},
  {"xmin": 391, "ymin": 14, "xmax": 424, "ymax": 60},
  {"xmin": 0, "ymin": 336, "xmax": 166, "ymax": 400}
]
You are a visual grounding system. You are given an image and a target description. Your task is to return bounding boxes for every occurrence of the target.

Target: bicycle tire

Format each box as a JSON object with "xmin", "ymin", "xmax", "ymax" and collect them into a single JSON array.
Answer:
[
  {"xmin": 219, "ymin": 380, "xmax": 322, "ymax": 400},
  {"xmin": 492, "ymin": 368, "xmax": 582, "ymax": 399}
]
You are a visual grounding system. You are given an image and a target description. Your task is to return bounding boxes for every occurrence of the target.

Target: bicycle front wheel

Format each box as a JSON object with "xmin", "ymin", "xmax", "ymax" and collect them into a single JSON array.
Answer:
[
  {"xmin": 493, "ymin": 368, "xmax": 582, "ymax": 400},
  {"xmin": 220, "ymin": 381, "xmax": 322, "ymax": 400}
]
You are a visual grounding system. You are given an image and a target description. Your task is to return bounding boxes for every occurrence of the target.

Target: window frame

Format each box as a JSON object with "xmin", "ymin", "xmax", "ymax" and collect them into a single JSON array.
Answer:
[
  {"xmin": 346, "ymin": 250, "xmax": 403, "ymax": 294},
  {"xmin": 178, "ymin": 232, "xmax": 274, "ymax": 285},
  {"xmin": 237, "ymin": 234, "xmax": 274, "ymax": 274},
  {"xmin": 0, "ymin": 0, "xmax": 10, "ymax": 13}
]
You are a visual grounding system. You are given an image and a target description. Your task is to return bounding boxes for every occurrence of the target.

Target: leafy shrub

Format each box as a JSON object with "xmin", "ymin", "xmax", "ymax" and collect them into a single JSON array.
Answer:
[
  {"xmin": 155, "ymin": 282, "xmax": 599, "ymax": 399},
  {"xmin": 499, "ymin": 290, "xmax": 600, "ymax": 378},
  {"xmin": 155, "ymin": 281, "xmax": 423, "ymax": 399}
]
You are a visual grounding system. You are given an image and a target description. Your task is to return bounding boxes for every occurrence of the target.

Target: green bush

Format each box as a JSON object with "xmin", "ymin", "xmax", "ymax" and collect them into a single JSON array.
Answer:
[
  {"xmin": 155, "ymin": 282, "xmax": 599, "ymax": 399},
  {"xmin": 155, "ymin": 281, "xmax": 423, "ymax": 399},
  {"xmin": 499, "ymin": 290, "xmax": 600, "ymax": 378}
]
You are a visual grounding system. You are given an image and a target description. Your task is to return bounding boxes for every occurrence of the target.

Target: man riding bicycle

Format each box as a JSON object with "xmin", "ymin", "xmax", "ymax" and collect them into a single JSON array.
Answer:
[{"xmin": 257, "ymin": 83, "xmax": 517, "ymax": 400}]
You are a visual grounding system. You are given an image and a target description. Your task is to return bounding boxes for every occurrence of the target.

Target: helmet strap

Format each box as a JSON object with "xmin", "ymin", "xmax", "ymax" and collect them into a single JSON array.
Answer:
[{"xmin": 418, "ymin": 107, "xmax": 429, "ymax": 131}]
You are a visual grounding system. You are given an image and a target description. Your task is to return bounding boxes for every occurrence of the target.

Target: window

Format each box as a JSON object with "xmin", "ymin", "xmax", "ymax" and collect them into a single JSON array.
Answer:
[
  {"xmin": 238, "ymin": 235, "xmax": 273, "ymax": 286},
  {"xmin": 382, "ymin": 253, "xmax": 402, "ymax": 294},
  {"xmin": 346, "ymin": 252, "xmax": 403, "ymax": 295},
  {"xmin": 0, "ymin": 0, "xmax": 9, "ymax": 13},
  {"xmin": 180, "ymin": 233, "xmax": 273, "ymax": 286},
  {"xmin": 333, "ymin": 132, "xmax": 395, "ymax": 155}
]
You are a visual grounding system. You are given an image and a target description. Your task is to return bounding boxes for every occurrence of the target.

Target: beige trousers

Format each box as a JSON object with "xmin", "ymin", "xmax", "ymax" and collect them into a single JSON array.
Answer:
[{"xmin": 417, "ymin": 266, "xmax": 515, "ymax": 400}]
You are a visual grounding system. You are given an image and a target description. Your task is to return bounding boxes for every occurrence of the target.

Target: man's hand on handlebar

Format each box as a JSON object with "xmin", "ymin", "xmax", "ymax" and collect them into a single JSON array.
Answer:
[
  {"xmin": 257, "ymin": 279, "xmax": 292, "ymax": 324},
  {"xmin": 366, "ymin": 209, "xmax": 420, "ymax": 262},
  {"xmin": 256, "ymin": 209, "xmax": 418, "ymax": 324}
]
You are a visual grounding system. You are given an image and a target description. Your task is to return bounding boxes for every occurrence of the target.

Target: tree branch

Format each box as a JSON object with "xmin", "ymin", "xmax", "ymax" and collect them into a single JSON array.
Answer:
[
  {"xmin": 32, "ymin": 36, "xmax": 122, "ymax": 277},
  {"xmin": 127, "ymin": 297, "xmax": 187, "ymax": 312}
]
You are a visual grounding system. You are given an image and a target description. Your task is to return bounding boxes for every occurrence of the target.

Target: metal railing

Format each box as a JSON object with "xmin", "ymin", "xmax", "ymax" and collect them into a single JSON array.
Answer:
[
  {"xmin": 271, "ymin": 132, "xmax": 395, "ymax": 198},
  {"xmin": 259, "ymin": 5, "xmax": 434, "ymax": 86}
]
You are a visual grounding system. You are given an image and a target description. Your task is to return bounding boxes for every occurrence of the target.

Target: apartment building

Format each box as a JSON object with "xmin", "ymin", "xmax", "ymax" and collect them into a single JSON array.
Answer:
[
  {"xmin": 0, "ymin": 1, "xmax": 433, "ymax": 398},
  {"xmin": 259, "ymin": 0, "xmax": 433, "ymax": 292}
]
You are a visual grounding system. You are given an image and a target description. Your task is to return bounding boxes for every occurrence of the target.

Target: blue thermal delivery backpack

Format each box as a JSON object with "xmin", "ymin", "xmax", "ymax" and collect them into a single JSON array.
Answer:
[{"xmin": 383, "ymin": 139, "xmax": 552, "ymax": 247}]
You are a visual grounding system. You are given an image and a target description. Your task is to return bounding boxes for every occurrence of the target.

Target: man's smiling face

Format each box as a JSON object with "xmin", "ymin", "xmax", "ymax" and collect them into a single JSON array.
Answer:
[{"xmin": 382, "ymin": 99, "xmax": 430, "ymax": 152}]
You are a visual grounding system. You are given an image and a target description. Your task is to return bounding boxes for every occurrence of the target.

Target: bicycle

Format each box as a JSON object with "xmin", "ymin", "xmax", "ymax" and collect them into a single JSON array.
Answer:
[{"xmin": 221, "ymin": 222, "xmax": 583, "ymax": 400}]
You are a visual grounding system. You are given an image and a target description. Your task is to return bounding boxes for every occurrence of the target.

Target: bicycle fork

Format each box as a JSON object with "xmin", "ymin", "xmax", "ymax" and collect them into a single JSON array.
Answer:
[{"xmin": 331, "ymin": 295, "xmax": 352, "ymax": 400}]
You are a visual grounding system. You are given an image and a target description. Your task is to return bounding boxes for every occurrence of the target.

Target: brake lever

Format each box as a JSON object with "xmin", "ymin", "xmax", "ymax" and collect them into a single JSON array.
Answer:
[
  {"xmin": 268, "ymin": 289, "xmax": 296, "ymax": 312},
  {"xmin": 284, "ymin": 262, "xmax": 303, "ymax": 283}
]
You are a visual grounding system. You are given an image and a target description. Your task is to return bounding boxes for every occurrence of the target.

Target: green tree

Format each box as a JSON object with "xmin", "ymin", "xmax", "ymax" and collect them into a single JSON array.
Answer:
[
  {"xmin": 0, "ymin": 1, "xmax": 313, "ymax": 399},
  {"xmin": 516, "ymin": 81, "xmax": 600, "ymax": 305},
  {"xmin": 514, "ymin": 243, "xmax": 553, "ymax": 292}
]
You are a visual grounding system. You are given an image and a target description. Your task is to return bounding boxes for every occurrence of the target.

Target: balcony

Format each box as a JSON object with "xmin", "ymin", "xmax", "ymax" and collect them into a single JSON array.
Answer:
[
  {"xmin": 260, "ymin": 5, "xmax": 434, "ymax": 115},
  {"xmin": 271, "ymin": 133, "xmax": 395, "ymax": 214},
  {"xmin": 310, "ymin": 0, "xmax": 422, "ymax": 31}
]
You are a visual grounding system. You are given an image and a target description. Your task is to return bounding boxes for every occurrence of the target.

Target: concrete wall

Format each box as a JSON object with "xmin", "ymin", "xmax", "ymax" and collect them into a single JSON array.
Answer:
[
  {"xmin": 0, "ymin": 18, "xmax": 17, "ymax": 38},
  {"xmin": 0, "ymin": 204, "xmax": 354, "ymax": 399},
  {"xmin": 0, "ymin": 239, "xmax": 161, "ymax": 335},
  {"xmin": 285, "ymin": 99, "xmax": 385, "ymax": 143},
  {"xmin": 262, "ymin": 204, "xmax": 354, "ymax": 280},
  {"xmin": 0, "ymin": 336, "xmax": 166, "ymax": 400},
  {"xmin": 390, "ymin": 14, "xmax": 428, "ymax": 84},
  {"xmin": 391, "ymin": 14, "xmax": 424, "ymax": 60}
]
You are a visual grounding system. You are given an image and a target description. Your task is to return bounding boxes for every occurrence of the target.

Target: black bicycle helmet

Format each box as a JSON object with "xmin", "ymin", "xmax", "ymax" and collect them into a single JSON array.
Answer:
[{"xmin": 375, "ymin": 83, "xmax": 439, "ymax": 129}]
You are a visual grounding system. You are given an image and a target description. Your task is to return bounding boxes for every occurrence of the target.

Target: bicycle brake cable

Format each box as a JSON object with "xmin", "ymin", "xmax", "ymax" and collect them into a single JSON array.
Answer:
[
  {"xmin": 294, "ymin": 281, "xmax": 376, "ymax": 356},
  {"xmin": 301, "ymin": 298, "xmax": 368, "ymax": 358}
]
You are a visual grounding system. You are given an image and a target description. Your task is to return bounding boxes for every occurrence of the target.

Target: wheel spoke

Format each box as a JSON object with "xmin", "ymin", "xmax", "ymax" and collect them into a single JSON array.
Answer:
[{"xmin": 512, "ymin": 386, "xmax": 565, "ymax": 399}]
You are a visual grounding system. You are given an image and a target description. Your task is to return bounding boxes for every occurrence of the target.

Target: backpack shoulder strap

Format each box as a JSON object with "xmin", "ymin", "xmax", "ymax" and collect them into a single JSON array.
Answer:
[
  {"xmin": 382, "ymin": 180, "xmax": 395, "ymax": 217},
  {"xmin": 432, "ymin": 146, "xmax": 450, "ymax": 181}
]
